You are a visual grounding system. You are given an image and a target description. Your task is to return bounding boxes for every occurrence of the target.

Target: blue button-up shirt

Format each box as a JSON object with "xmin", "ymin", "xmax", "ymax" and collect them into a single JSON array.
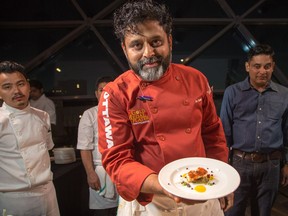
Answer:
[{"xmin": 220, "ymin": 77, "xmax": 288, "ymax": 161}]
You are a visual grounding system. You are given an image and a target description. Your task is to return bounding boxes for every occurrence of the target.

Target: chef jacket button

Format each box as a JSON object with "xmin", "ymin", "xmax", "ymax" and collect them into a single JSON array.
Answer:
[
  {"xmin": 183, "ymin": 99, "xmax": 190, "ymax": 106},
  {"xmin": 151, "ymin": 107, "xmax": 158, "ymax": 113},
  {"xmin": 140, "ymin": 82, "xmax": 148, "ymax": 89},
  {"xmin": 158, "ymin": 135, "xmax": 165, "ymax": 141},
  {"xmin": 185, "ymin": 128, "xmax": 191, "ymax": 133}
]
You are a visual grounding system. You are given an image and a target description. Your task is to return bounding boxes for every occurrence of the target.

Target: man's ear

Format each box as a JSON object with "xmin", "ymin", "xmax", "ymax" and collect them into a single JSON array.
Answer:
[
  {"xmin": 94, "ymin": 90, "xmax": 98, "ymax": 99},
  {"xmin": 168, "ymin": 34, "xmax": 172, "ymax": 51},
  {"xmin": 245, "ymin": 62, "xmax": 249, "ymax": 73},
  {"xmin": 272, "ymin": 61, "xmax": 276, "ymax": 71},
  {"xmin": 121, "ymin": 42, "xmax": 128, "ymax": 58}
]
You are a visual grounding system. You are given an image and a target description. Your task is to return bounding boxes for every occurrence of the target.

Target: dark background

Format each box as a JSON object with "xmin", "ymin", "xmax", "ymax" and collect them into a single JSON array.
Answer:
[{"xmin": 1, "ymin": 0, "xmax": 288, "ymax": 147}]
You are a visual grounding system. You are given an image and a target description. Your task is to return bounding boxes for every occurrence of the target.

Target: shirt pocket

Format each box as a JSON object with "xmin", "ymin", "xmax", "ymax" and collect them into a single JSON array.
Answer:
[{"xmin": 268, "ymin": 101, "xmax": 283, "ymax": 120}]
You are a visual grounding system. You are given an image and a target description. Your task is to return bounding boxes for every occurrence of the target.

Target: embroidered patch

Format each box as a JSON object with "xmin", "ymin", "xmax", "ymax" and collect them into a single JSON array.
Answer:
[{"xmin": 129, "ymin": 109, "xmax": 149, "ymax": 125}]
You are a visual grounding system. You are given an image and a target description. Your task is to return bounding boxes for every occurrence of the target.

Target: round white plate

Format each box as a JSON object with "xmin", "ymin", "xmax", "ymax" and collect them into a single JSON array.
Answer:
[{"xmin": 158, "ymin": 157, "xmax": 240, "ymax": 200}]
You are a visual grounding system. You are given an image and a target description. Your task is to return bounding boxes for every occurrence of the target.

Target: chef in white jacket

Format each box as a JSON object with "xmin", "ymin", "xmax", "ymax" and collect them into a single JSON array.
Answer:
[
  {"xmin": 77, "ymin": 76, "xmax": 118, "ymax": 216},
  {"xmin": 0, "ymin": 61, "xmax": 60, "ymax": 216},
  {"xmin": 29, "ymin": 79, "xmax": 56, "ymax": 126}
]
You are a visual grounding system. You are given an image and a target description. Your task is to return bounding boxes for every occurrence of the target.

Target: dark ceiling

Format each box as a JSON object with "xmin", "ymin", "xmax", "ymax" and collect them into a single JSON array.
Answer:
[{"xmin": 1, "ymin": 0, "xmax": 288, "ymax": 94}]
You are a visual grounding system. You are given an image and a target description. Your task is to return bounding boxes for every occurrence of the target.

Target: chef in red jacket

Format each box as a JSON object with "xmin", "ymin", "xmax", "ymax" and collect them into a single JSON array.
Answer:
[{"xmin": 98, "ymin": 1, "xmax": 233, "ymax": 215}]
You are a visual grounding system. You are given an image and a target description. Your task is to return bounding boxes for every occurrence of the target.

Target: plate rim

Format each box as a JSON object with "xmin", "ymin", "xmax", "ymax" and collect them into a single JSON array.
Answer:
[{"xmin": 158, "ymin": 157, "xmax": 240, "ymax": 200}]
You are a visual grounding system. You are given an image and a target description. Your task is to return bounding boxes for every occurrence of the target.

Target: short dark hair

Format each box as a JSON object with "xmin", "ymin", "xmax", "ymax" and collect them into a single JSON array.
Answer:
[
  {"xmin": 95, "ymin": 76, "xmax": 114, "ymax": 90},
  {"xmin": 113, "ymin": 0, "xmax": 173, "ymax": 42},
  {"xmin": 29, "ymin": 79, "xmax": 43, "ymax": 90},
  {"xmin": 0, "ymin": 60, "xmax": 27, "ymax": 79},
  {"xmin": 247, "ymin": 44, "xmax": 275, "ymax": 62}
]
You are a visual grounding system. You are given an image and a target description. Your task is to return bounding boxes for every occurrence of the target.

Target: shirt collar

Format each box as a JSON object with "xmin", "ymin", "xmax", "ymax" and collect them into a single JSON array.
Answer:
[
  {"xmin": 2, "ymin": 102, "xmax": 31, "ymax": 114},
  {"xmin": 240, "ymin": 77, "xmax": 278, "ymax": 92}
]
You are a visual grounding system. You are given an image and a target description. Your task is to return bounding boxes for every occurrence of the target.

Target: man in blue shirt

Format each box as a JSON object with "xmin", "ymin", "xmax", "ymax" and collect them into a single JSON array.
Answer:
[{"xmin": 220, "ymin": 44, "xmax": 288, "ymax": 216}]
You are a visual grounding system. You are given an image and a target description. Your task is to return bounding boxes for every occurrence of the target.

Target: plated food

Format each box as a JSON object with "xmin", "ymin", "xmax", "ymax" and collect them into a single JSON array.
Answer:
[
  {"xmin": 182, "ymin": 167, "xmax": 213, "ymax": 184},
  {"xmin": 180, "ymin": 167, "xmax": 215, "ymax": 193},
  {"xmin": 158, "ymin": 157, "xmax": 240, "ymax": 200}
]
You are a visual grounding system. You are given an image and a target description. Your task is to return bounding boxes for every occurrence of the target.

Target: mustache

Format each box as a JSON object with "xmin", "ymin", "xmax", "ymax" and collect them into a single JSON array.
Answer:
[
  {"xmin": 12, "ymin": 93, "xmax": 24, "ymax": 100},
  {"xmin": 139, "ymin": 56, "xmax": 162, "ymax": 67}
]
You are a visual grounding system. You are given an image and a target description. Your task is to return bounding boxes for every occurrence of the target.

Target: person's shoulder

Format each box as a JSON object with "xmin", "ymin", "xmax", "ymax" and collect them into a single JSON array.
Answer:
[
  {"xmin": 83, "ymin": 106, "xmax": 98, "ymax": 116},
  {"xmin": 0, "ymin": 106, "xmax": 8, "ymax": 120},
  {"xmin": 105, "ymin": 70, "xmax": 139, "ymax": 93},
  {"xmin": 271, "ymin": 81, "xmax": 288, "ymax": 92},
  {"xmin": 227, "ymin": 78, "xmax": 247, "ymax": 88},
  {"xmin": 30, "ymin": 106, "xmax": 46, "ymax": 113},
  {"xmin": 30, "ymin": 106, "xmax": 49, "ymax": 118},
  {"xmin": 44, "ymin": 94, "xmax": 53, "ymax": 100},
  {"xmin": 170, "ymin": 63, "xmax": 209, "ymax": 86},
  {"xmin": 115, "ymin": 70, "xmax": 138, "ymax": 83},
  {"xmin": 43, "ymin": 94, "xmax": 55, "ymax": 103},
  {"xmin": 223, "ymin": 79, "xmax": 247, "ymax": 98},
  {"xmin": 226, "ymin": 81, "xmax": 240, "ymax": 89},
  {"xmin": 171, "ymin": 63, "xmax": 203, "ymax": 75},
  {"xmin": 81, "ymin": 106, "xmax": 98, "ymax": 120}
]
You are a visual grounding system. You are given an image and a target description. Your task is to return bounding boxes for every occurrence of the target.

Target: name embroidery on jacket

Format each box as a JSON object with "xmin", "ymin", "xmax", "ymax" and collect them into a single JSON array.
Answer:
[
  {"xmin": 129, "ymin": 109, "xmax": 149, "ymax": 125},
  {"xmin": 102, "ymin": 92, "xmax": 114, "ymax": 148}
]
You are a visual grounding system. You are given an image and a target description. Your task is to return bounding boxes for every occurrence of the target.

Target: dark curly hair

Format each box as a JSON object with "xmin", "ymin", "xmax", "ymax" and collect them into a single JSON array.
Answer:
[
  {"xmin": 247, "ymin": 44, "xmax": 275, "ymax": 62},
  {"xmin": 0, "ymin": 60, "xmax": 27, "ymax": 79},
  {"xmin": 113, "ymin": 0, "xmax": 173, "ymax": 42}
]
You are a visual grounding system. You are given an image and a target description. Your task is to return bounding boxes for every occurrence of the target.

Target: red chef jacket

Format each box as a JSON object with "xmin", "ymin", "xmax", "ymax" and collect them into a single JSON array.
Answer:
[{"xmin": 98, "ymin": 63, "xmax": 228, "ymax": 205}]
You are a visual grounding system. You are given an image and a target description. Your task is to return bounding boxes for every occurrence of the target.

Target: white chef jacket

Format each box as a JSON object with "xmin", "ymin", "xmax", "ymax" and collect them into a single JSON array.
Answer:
[
  {"xmin": 0, "ymin": 102, "xmax": 59, "ymax": 216},
  {"xmin": 77, "ymin": 106, "xmax": 118, "ymax": 209},
  {"xmin": 30, "ymin": 94, "xmax": 56, "ymax": 125}
]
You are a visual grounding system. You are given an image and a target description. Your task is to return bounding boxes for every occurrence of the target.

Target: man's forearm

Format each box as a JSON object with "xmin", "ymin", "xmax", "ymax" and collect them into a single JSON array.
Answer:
[{"xmin": 80, "ymin": 150, "xmax": 95, "ymax": 175}]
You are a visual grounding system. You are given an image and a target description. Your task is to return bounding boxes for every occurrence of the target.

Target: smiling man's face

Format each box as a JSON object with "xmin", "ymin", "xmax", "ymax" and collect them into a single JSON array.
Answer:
[{"xmin": 121, "ymin": 20, "xmax": 172, "ymax": 81}]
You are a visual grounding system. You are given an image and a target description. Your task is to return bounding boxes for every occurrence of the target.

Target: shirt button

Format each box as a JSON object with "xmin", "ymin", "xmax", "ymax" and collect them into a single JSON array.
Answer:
[
  {"xmin": 175, "ymin": 76, "xmax": 180, "ymax": 81},
  {"xmin": 185, "ymin": 128, "xmax": 192, "ymax": 133},
  {"xmin": 140, "ymin": 83, "xmax": 148, "ymax": 89},
  {"xmin": 151, "ymin": 108, "xmax": 158, "ymax": 114},
  {"xmin": 158, "ymin": 135, "xmax": 165, "ymax": 141},
  {"xmin": 183, "ymin": 99, "xmax": 190, "ymax": 106},
  {"xmin": 259, "ymin": 108, "xmax": 262, "ymax": 111},
  {"xmin": 258, "ymin": 121, "xmax": 261, "ymax": 124}
]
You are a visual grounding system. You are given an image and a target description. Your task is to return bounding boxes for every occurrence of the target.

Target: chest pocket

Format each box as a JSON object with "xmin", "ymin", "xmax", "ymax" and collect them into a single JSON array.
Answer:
[{"xmin": 268, "ymin": 100, "xmax": 284, "ymax": 120}]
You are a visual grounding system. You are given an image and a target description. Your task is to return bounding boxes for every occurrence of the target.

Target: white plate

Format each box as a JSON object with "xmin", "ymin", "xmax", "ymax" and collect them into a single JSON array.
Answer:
[{"xmin": 158, "ymin": 157, "xmax": 240, "ymax": 200}]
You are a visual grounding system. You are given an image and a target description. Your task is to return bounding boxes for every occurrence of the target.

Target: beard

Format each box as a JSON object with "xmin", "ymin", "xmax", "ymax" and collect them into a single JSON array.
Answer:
[{"xmin": 128, "ymin": 53, "xmax": 171, "ymax": 81}]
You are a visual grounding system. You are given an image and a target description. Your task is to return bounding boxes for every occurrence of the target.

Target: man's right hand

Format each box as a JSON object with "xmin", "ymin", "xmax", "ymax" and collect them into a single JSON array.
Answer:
[{"xmin": 87, "ymin": 171, "xmax": 101, "ymax": 191}]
